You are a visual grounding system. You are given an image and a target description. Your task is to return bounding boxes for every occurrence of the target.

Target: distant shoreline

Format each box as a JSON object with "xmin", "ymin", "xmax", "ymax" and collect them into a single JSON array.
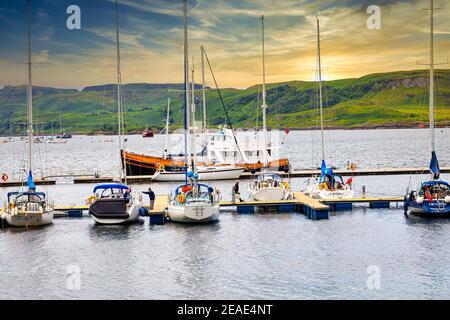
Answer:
[{"xmin": 1, "ymin": 124, "xmax": 449, "ymax": 137}]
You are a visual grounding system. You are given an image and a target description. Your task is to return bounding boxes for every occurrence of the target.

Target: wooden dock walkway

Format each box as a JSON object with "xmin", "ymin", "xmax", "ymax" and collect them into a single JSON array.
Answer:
[{"xmin": 0, "ymin": 179, "xmax": 56, "ymax": 188}]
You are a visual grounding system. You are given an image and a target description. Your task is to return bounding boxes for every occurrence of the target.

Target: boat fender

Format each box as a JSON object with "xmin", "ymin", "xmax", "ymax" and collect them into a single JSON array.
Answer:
[
  {"xmin": 177, "ymin": 193, "xmax": 186, "ymax": 203},
  {"xmin": 87, "ymin": 195, "xmax": 97, "ymax": 205},
  {"xmin": 139, "ymin": 207, "xmax": 149, "ymax": 217},
  {"xmin": 349, "ymin": 163, "xmax": 357, "ymax": 171},
  {"xmin": 445, "ymin": 196, "xmax": 450, "ymax": 204},
  {"xmin": 1, "ymin": 173, "xmax": 8, "ymax": 182},
  {"xmin": 416, "ymin": 196, "xmax": 424, "ymax": 205}
]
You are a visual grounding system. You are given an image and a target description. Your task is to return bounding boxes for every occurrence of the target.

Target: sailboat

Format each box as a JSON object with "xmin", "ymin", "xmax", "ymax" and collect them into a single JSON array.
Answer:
[
  {"xmin": 152, "ymin": 57, "xmax": 244, "ymax": 182},
  {"xmin": 166, "ymin": 0, "xmax": 220, "ymax": 224},
  {"xmin": 247, "ymin": 16, "xmax": 293, "ymax": 202},
  {"xmin": 404, "ymin": 0, "xmax": 450, "ymax": 217},
  {"xmin": 306, "ymin": 17, "xmax": 354, "ymax": 200},
  {"xmin": 2, "ymin": 0, "xmax": 55, "ymax": 227},
  {"xmin": 88, "ymin": 0, "xmax": 143, "ymax": 225}
]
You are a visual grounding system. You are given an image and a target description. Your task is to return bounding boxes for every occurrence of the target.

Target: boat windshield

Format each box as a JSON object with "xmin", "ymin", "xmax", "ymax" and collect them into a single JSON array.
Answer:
[
  {"xmin": 257, "ymin": 173, "xmax": 282, "ymax": 183},
  {"xmin": 7, "ymin": 192, "xmax": 46, "ymax": 204},
  {"xmin": 173, "ymin": 184, "xmax": 216, "ymax": 205}
]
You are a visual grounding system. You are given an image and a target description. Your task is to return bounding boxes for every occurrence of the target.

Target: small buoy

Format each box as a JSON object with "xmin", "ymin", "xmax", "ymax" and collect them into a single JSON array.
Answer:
[{"xmin": 1, "ymin": 173, "xmax": 8, "ymax": 182}]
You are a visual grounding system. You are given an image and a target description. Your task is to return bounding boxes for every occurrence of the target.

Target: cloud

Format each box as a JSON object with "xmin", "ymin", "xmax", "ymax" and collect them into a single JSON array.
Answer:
[{"xmin": 0, "ymin": 0, "xmax": 449, "ymax": 89}]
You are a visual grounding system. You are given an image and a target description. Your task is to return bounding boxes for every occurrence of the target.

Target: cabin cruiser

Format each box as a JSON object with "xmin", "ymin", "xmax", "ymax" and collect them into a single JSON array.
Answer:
[
  {"xmin": 248, "ymin": 172, "xmax": 292, "ymax": 201},
  {"xmin": 88, "ymin": 184, "xmax": 143, "ymax": 225}
]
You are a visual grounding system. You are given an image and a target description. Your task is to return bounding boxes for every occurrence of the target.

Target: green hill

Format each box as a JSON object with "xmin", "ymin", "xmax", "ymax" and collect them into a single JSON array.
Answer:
[{"xmin": 1, "ymin": 69, "xmax": 449, "ymax": 135}]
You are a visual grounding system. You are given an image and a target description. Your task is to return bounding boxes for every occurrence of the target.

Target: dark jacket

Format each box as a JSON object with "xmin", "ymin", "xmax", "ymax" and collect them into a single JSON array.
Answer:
[{"xmin": 143, "ymin": 191, "xmax": 156, "ymax": 200}]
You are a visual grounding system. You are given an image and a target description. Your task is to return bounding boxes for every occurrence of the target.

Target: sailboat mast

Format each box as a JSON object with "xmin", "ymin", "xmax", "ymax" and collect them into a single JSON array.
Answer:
[
  {"xmin": 191, "ymin": 58, "xmax": 196, "ymax": 171},
  {"xmin": 26, "ymin": 0, "xmax": 33, "ymax": 173},
  {"xmin": 164, "ymin": 97, "xmax": 170, "ymax": 159},
  {"xmin": 429, "ymin": 0, "xmax": 435, "ymax": 154},
  {"xmin": 183, "ymin": 0, "xmax": 190, "ymax": 182},
  {"xmin": 260, "ymin": 15, "xmax": 268, "ymax": 167},
  {"xmin": 201, "ymin": 45, "xmax": 207, "ymax": 132},
  {"xmin": 115, "ymin": 0, "xmax": 125, "ymax": 182},
  {"xmin": 316, "ymin": 17, "xmax": 325, "ymax": 162}
]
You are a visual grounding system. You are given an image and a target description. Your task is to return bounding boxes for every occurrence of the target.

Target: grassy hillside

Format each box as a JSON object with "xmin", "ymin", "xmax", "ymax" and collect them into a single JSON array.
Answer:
[{"xmin": 1, "ymin": 69, "xmax": 449, "ymax": 135}]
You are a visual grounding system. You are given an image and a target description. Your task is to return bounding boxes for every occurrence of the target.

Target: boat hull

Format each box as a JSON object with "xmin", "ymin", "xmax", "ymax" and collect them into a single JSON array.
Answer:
[
  {"xmin": 5, "ymin": 211, "xmax": 54, "ymax": 227},
  {"xmin": 152, "ymin": 167, "xmax": 244, "ymax": 182},
  {"xmin": 406, "ymin": 199, "xmax": 450, "ymax": 217},
  {"xmin": 89, "ymin": 198, "xmax": 142, "ymax": 225},
  {"xmin": 167, "ymin": 203, "xmax": 219, "ymax": 223},
  {"xmin": 249, "ymin": 187, "xmax": 287, "ymax": 201},
  {"xmin": 122, "ymin": 150, "xmax": 289, "ymax": 176}
]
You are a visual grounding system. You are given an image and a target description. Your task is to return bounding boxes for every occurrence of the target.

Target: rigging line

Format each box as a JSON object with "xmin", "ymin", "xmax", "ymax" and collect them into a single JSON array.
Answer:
[{"xmin": 202, "ymin": 47, "xmax": 244, "ymax": 162}]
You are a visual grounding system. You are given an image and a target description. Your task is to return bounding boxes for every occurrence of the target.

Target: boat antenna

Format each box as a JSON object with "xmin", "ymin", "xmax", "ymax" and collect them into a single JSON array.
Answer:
[{"xmin": 316, "ymin": 16, "xmax": 325, "ymax": 162}]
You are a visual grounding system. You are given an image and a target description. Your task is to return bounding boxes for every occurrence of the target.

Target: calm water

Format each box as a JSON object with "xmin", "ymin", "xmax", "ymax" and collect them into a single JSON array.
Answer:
[{"xmin": 1, "ymin": 129, "xmax": 450, "ymax": 299}]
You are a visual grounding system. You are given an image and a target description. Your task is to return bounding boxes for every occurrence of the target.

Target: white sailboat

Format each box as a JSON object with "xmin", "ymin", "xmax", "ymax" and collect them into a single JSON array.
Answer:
[
  {"xmin": 166, "ymin": 0, "xmax": 219, "ymax": 223},
  {"xmin": 88, "ymin": 0, "xmax": 143, "ymax": 225},
  {"xmin": 2, "ymin": 0, "xmax": 55, "ymax": 227},
  {"xmin": 306, "ymin": 17, "xmax": 354, "ymax": 200},
  {"xmin": 247, "ymin": 16, "xmax": 292, "ymax": 202}
]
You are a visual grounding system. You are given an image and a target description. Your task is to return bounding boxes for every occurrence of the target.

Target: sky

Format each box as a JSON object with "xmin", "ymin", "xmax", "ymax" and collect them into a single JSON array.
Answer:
[{"xmin": 0, "ymin": 0, "xmax": 449, "ymax": 89}]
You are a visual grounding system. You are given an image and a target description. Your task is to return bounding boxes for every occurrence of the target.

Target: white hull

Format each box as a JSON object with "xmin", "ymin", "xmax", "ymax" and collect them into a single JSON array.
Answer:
[
  {"xmin": 307, "ymin": 184, "xmax": 355, "ymax": 200},
  {"xmin": 167, "ymin": 203, "xmax": 219, "ymax": 223},
  {"xmin": 4, "ymin": 210, "xmax": 54, "ymax": 227},
  {"xmin": 249, "ymin": 187, "xmax": 288, "ymax": 201},
  {"xmin": 152, "ymin": 167, "xmax": 244, "ymax": 182},
  {"xmin": 91, "ymin": 204, "xmax": 141, "ymax": 225}
]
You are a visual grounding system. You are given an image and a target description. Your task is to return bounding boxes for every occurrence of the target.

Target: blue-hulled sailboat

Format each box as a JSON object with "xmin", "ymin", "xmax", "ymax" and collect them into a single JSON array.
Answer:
[
  {"xmin": 2, "ymin": 0, "xmax": 55, "ymax": 227},
  {"xmin": 404, "ymin": 0, "xmax": 450, "ymax": 217},
  {"xmin": 166, "ymin": 0, "xmax": 220, "ymax": 223}
]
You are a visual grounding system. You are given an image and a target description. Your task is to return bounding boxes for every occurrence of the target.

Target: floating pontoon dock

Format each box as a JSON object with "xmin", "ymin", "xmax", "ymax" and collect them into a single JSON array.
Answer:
[{"xmin": 0, "ymin": 193, "xmax": 403, "ymax": 226}]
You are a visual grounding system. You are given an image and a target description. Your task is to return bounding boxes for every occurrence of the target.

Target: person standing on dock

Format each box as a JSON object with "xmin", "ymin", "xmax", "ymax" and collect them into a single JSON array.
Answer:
[
  {"xmin": 232, "ymin": 181, "xmax": 241, "ymax": 203},
  {"xmin": 143, "ymin": 187, "xmax": 156, "ymax": 210}
]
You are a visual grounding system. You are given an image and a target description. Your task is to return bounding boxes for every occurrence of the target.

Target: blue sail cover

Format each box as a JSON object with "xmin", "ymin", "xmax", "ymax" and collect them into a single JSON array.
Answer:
[
  {"xmin": 430, "ymin": 151, "xmax": 440, "ymax": 179},
  {"xmin": 27, "ymin": 170, "xmax": 36, "ymax": 191}
]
